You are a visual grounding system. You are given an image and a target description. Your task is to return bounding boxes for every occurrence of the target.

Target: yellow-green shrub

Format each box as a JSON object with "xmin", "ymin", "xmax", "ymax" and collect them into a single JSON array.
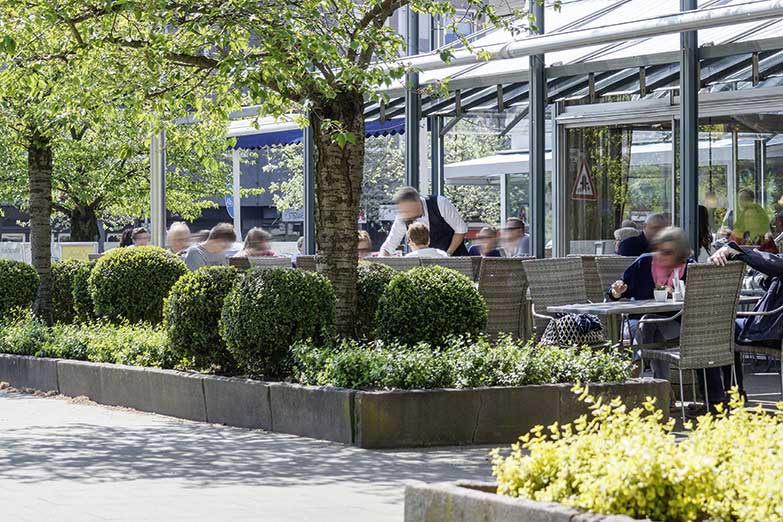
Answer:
[{"xmin": 492, "ymin": 389, "xmax": 783, "ymax": 522}]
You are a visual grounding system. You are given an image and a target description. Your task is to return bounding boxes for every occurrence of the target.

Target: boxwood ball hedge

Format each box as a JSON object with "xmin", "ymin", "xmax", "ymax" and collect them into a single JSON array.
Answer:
[
  {"xmin": 89, "ymin": 246, "xmax": 187, "ymax": 323},
  {"xmin": 71, "ymin": 260, "xmax": 96, "ymax": 322},
  {"xmin": 164, "ymin": 265, "xmax": 239, "ymax": 371},
  {"xmin": 355, "ymin": 261, "xmax": 396, "ymax": 339},
  {"xmin": 376, "ymin": 265, "xmax": 488, "ymax": 346},
  {"xmin": 220, "ymin": 267, "xmax": 336, "ymax": 378},
  {"xmin": 51, "ymin": 259, "xmax": 88, "ymax": 324},
  {"xmin": 0, "ymin": 259, "xmax": 39, "ymax": 319}
]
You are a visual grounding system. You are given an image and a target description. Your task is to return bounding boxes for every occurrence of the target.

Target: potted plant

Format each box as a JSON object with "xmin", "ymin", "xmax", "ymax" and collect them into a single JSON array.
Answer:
[{"xmin": 653, "ymin": 284, "xmax": 668, "ymax": 302}]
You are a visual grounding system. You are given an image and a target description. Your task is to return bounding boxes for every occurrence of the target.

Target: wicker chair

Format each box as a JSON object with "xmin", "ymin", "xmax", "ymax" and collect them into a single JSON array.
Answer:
[
  {"xmin": 478, "ymin": 258, "xmax": 530, "ymax": 340},
  {"xmin": 640, "ymin": 262, "xmax": 745, "ymax": 422},
  {"xmin": 228, "ymin": 257, "xmax": 251, "ymax": 270},
  {"xmin": 420, "ymin": 257, "xmax": 478, "ymax": 280},
  {"xmin": 248, "ymin": 257, "xmax": 293, "ymax": 269},
  {"xmin": 568, "ymin": 255, "xmax": 605, "ymax": 303},
  {"xmin": 296, "ymin": 255, "xmax": 317, "ymax": 272},
  {"xmin": 367, "ymin": 257, "xmax": 421, "ymax": 271},
  {"xmin": 735, "ymin": 305, "xmax": 783, "ymax": 400},
  {"xmin": 522, "ymin": 257, "xmax": 590, "ymax": 339},
  {"xmin": 595, "ymin": 256, "xmax": 637, "ymax": 295}
]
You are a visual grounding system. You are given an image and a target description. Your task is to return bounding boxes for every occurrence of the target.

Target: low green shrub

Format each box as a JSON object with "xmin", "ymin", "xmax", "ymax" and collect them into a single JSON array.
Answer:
[
  {"xmin": 0, "ymin": 311, "xmax": 174, "ymax": 367},
  {"xmin": 292, "ymin": 337, "xmax": 631, "ymax": 390},
  {"xmin": 164, "ymin": 266, "xmax": 239, "ymax": 371},
  {"xmin": 71, "ymin": 260, "xmax": 96, "ymax": 322},
  {"xmin": 355, "ymin": 261, "xmax": 395, "ymax": 339},
  {"xmin": 376, "ymin": 265, "xmax": 487, "ymax": 346},
  {"xmin": 0, "ymin": 259, "xmax": 39, "ymax": 319},
  {"xmin": 89, "ymin": 246, "xmax": 187, "ymax": 323},
  {"xmin": 51, "ymin": 259, "xmax": 88, "ymax": 323},
  {"xmin": 0, "ymin": 309, "xmax": 50, "ymax": 356},
  {"xmin": 491, "ymin": 391, "xmax": 783, "ymax": 522},
  {"xmin": 220, "ymin": 267, "xmax": 336, "ymax": 378}
]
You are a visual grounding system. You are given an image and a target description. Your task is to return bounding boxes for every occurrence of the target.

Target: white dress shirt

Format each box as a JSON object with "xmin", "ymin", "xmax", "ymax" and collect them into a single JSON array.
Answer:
[
  {"xmin": 380, "ymin": 196, "xmax": 468, "ymax": 254},
  {"xmin": 405, "ymin": 247, "xmax": 449, "ymax": 258}
]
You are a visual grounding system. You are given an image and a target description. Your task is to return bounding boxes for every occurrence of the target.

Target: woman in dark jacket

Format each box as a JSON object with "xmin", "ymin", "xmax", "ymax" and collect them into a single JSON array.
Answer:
[{"xmin": 710, "ymin": 242, "xmax": 783, "ymax": 394}]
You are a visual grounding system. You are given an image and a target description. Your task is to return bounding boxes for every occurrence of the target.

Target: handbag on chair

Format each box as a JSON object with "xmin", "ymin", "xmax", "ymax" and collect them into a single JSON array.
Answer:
[{"xmin": 540, "ymin": 313, "xmax": 607, "ymax": 347}]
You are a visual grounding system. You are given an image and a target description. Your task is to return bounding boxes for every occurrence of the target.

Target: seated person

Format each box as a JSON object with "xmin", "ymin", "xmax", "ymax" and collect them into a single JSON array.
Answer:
[
  {"xmin": 501, "ymin": 218, "xmax": 529, "ymax": 257},
  {"xmin": 710, "ymin": 242, "xmax": 783, "ymax": 396},
  {"xmin": 234, "ymin": 228, "xmax": 276, "ymax": 258},
  {"xmin": 357, "ymin": 230, "xmax": 374, "ymax": 259},
  {"xmin": 617, "ymin": 213, "xmax": 667, "ymax": 257},
  {"xmin": 183, "ymin": 223, "xmax": 236, "ymax": 271},
  {"xmin": 166, "ymin": 222, "xmax": 191, "ymax": 255},
  {"xmin": 613, "ymin": 226, "xmax": 640, "ymax": 254},
  {"xmin": 468, "ymin": 226, "xmax": 503, "ymax": 257},
  {"xmin": 404, "ymin": 223, "xmax": 448, "ymax": 258}
]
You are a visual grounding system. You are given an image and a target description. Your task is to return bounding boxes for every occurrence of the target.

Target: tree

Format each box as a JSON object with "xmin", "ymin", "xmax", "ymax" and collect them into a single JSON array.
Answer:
[
  {"xmin": 0, "ymin": 108, "xmax": 244, "ymax": 241},
  {"xmin": 18, "ymin": 0, "xmax": 523, "ymax": 334}
]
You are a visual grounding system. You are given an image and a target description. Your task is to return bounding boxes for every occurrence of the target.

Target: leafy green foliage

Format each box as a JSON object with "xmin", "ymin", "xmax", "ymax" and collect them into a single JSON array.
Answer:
[
  {"xmin": 220, "ymin": 268, "xmax": 336, "ymax": 378},
  {"xmin": 89, "ymin": 247, "xmax": 187, "ymax": 324},
  {"xmin": 164, "ymin": 266, "xmax": 239, "ymax": 372},
  {"xmin": 376, "ymin": 266, "xmax": 487, "ymax": 346},
  {"xmin": 0, "ymin": 259, "xmax": 39, "ymax": 319},
  {"xmin": 293, "ymin": 337, "xmax": 631, "ymax": 390},
  {"xmin": 71, "ymin": 260, "xmax": 96, "ymax": 322},
  {"xmin": 0, "ymin": 310, "xmax": 174, "ymax": 367},
  {"xmin": 51, "ymin": 259, "xmax": 88, "ymax": 323},
  {"xmin": 492, "ymin": 390, "xmax": 783, "ymax": 522},
  {"xmin": 355, "ymin": 261, "xmax": 395, "ymax": 339}
]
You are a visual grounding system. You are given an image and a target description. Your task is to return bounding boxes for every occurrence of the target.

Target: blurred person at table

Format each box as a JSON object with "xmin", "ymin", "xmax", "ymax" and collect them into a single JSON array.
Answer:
[
  {"xmin": 469, "ymin": 226, "xmax": 503, "ymax": 257},
  {"xmin": 404, "ymin": 223, "xmax": 448, "ymax": 258},
  {"xmin": 501, "ymin": 218, "xmax": 530, "ymax": 257},
  {"xmin": 616, "ymin": 213, "xmax": 667, "ymax": 257},
  {"xmin": 609, "ymin": 228, "xmax": 694, "ymax": 383},
  {"xmin": 613, "ymin": 225, "xmax": 640, "ymax": 255},
  {"xmin": 733, "ymin": 189, "xmax": 769, "ymax": 245},
  {"xmin": 234, "ymin": 227, "xmax": 276, "ymax": 258},
  {"xmin": 709, "ymin": 241, "xmax": 783, "ymax": 398},
  {"xmin": 380, "ymin": 186, "xmax": 468, "ymax": 256},
  {"xmin": 357, "ymin": 230, "xmax": 375, "ymax": 259},
  {"xmin": 119, "ymin": 228, "xmax": 134, "ymax": 247},
  {"xmin": 183, "ymin": 223, "xmax": 236, "ymax": 271},
  {"xmin": 697, "ymin": 205, "xmax": 714, "ymax": 262},
  {"xmin": 166, "ymin": 222, "xmax": 191, "ymax": 255},
  {"xmin": 123, "ymin": 227, "xmax": 150, "ymax": 248}
]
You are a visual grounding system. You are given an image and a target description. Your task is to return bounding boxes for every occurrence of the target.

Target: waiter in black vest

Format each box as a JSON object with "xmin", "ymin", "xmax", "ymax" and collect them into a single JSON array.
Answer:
[{"xmin": 379, "ymin": 186, "xmax": 469, "ymax": 256}]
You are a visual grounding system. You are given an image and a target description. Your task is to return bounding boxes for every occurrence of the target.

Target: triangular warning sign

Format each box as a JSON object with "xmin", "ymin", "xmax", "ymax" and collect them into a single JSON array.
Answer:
[{"xmin": 572, "ymin": 159, "xmax": 597, "ymax": 201}]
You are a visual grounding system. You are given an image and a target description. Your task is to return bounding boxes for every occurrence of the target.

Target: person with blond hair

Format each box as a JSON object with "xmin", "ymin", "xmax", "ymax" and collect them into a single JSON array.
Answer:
[
  {"xmin": 166, "ymin": 222, "xmax": 191, "ymax": 254},
  {"xmin": 234, "ymin": 227, "xmax": 276, "ymax": 258},
  {"xmin": 404, "ymin": 223, "xmax": 448, "ymax": 258}
]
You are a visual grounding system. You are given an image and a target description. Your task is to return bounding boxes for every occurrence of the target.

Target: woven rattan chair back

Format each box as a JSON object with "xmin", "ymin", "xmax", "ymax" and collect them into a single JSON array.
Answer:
[
  {"xmin": 523, "ymin": 257, "xmax": 588, "ymax": 336},
  {"xmin": 228, "ymin": 257, "xmax": 251, "ymax": 270},
  {"xmin": 568, "ymin": 255, "xmax": 604, "ymax": 303},
  {"xmin": 420, "ymin": 257, "xmax": 477, "ymax": 280},
  {"xmin": 678, "ymin": 262, "xmax": 744, "ymax": 370},
  {"xmin": 595, "ymin": 256, "xmax": 636, "ymax": 296},
  {"xmin": 478, "ymin": 258, "xmax": 529, "ymax": 340},
  {"xmin": 368, "ymin": 257, "xmax": 421, "ymax": 271},
  {"xmin": 248, "ymin": 257, "xmax": 293, "ymax": 269},
  {"xmin": 295, "ymin": 255, "xmax": 317, "ymax": 272}
]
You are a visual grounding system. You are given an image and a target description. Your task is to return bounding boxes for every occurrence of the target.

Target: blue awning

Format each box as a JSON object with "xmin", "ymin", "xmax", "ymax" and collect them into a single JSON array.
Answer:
[{"xmin": 233, "ymin": 118, "xmax": 405, "ymax": 149}]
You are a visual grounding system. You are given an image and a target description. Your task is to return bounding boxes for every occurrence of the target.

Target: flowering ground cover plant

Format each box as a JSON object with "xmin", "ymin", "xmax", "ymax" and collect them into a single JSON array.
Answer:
[{"xmin": 492, "ymin": 387, "xmax": 783, "ymax": 522}]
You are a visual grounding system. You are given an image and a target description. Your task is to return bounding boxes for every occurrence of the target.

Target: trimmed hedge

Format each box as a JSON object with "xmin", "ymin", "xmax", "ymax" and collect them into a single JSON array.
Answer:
[
  {"xmin": 51, "ymin": 259, "xmax": 88, "ymax": 324},
  {"xmin": 164, "ymin": 265, "xmax": 239, "ymax": 372},
  {"xmin": 71, "ymin": 260, "xmax": 96, "ymax": 322},
  {"xmin": 293, "ymin": 337, "xmax": 631, "ymax": 390},
  {"xmin": 0, "ymin": 259, "xmax": 39, "ymax": 319},
  {"xmin": 220, "ymin": 267, "xmax": 335, "ymax": 378},
  {"xmin": 355, "ymin": 261, "xmax": 395, "ymax": 339},
  {"xmin": 89, "ymin": 246, "xmax": 187, "ymax": 324},
  {"xmin": 376, "ymin": 265, "xmax": 487, "ymax": 346}
]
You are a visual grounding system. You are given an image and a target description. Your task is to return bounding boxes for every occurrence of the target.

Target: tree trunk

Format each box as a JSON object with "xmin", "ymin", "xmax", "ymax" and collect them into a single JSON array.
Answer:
[
  {"xmin": 69, "ymin": 204, "xmax": 100, "ymax": 241},
  {"xmin": 28, "ymin": 133, "xmax": 54, "ymax": 325},
  {"xmin": 311, "ymin": 92, "xmax": 365, "ymax": 336}
]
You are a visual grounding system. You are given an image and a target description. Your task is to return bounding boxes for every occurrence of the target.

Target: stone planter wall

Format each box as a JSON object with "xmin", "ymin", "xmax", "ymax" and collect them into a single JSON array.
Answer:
[
  {"xmin": 0, "ymin": 353, "xmax": 668, "ymax": 448},
  {"xmin": 404, "ymin": 481, "xmax": 647, "ymax": 522}
]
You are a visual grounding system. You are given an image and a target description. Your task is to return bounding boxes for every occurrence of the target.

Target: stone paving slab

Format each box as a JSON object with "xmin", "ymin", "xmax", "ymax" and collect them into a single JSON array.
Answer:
[{"xmin": 0, "ymin": 389, "xmax": 493, "ymax": 522}]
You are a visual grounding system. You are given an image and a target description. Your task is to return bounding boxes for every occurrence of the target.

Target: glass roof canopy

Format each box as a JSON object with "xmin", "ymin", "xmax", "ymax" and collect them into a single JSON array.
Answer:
[{"xmin": 364, "ymin": 0, "xmax": 783, "ymax": 123}]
